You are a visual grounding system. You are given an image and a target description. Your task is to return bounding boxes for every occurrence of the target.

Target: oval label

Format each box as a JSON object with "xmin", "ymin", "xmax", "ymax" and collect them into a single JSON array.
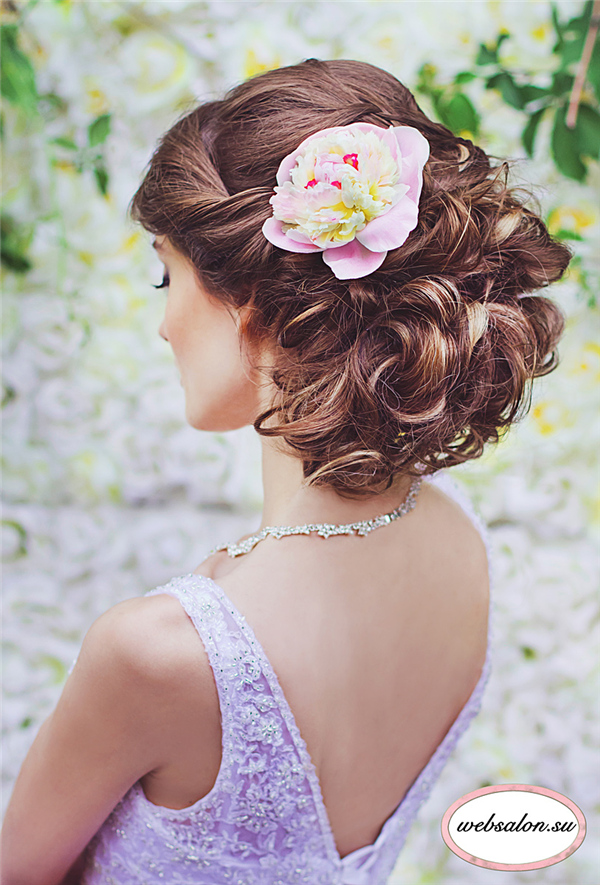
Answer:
[{"xmin": 441, "ymin": 784, "xmax": 586, "ymax": 871}]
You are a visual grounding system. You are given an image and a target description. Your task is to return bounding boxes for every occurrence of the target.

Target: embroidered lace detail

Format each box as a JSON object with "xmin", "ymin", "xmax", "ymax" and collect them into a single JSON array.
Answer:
[{"xmin": 80, "ymin": 473, "xmax": 492, "ymax": 885}]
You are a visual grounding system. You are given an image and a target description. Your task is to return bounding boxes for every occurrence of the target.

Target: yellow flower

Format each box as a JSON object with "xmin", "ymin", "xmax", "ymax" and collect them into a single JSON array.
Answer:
[
  {"xmin": 531, "ymin": 23, "xmax": 550, "ymax": 42},
  {"xmin": 118, "ymin": 231, "xmax": 143, "ymax": 254},
  {"xmin": 77, "ymin": 251, "xmax": 95, "ymax": 267},
  {"xmin": 244, "ymin": 48, "xmax": 281, "ymax": 80},
  {"xmin": 571, "ymin": 342, "xmax": 600, "ymax": 381},
  {"xmin": 84, "ymin": 77, "xmax": 109, "ymax": 116},
  {"xmin": 532, "ymin": 401, "xmax": 574, "ymax": 436},
  {"xmin": 548, "ymin": 205, "xmax": 596, "ymax": 236},
  {"xmin": 137, "ymin": 37, "xmax": 188, "ymax": 94}
]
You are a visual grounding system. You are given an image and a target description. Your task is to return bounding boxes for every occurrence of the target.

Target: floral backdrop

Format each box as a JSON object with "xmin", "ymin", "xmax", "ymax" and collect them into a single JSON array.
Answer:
[{"xmin": 2, "ymin": 1, "xmax": 599, "ymax": 882}]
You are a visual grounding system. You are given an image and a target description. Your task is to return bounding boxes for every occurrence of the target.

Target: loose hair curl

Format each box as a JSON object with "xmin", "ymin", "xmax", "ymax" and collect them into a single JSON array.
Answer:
[{"xmin": 130, "ymin": 58, "xmax": 570, "ymax": 498}]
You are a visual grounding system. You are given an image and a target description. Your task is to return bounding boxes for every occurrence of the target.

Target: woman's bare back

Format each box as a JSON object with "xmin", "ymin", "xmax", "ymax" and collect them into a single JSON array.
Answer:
[{"xmin": 140, "ymin": 480, "xmax": 489, "ymax": 858}]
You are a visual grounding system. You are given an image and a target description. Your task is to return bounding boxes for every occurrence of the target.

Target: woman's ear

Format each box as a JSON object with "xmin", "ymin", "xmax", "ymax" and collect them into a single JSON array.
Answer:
[
  {"xmin": 235, "ymin": 304, "xmax": 278, "ymax": 409},
  {"xmin": 235, "ymin": 303, "xmax": 273, "ymax": 360},
  {"xmin": 234, "ymin": 304, "xmax": 263, "ymax": 368},
  {"xmin": 235, "ymin": 304, "xmax": 254, "ymax": 338}
]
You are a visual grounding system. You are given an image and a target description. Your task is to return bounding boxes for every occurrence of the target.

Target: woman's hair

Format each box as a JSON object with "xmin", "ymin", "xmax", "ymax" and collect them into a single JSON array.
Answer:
[{"xmin": 129, "ymin": 58, "xmax": 570, "ymax": 498}]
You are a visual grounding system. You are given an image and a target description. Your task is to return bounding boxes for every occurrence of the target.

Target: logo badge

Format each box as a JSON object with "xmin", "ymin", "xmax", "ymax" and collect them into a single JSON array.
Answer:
[{"xmin": 441, "ymin": 784, "xmax": 586, "ymax": 871}]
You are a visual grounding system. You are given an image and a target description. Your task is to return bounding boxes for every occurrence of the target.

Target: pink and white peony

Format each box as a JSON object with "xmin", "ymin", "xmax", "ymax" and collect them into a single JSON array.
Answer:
[{"xmin": 262, "ymin": 122, "xmax": 430, "ymax": 279}]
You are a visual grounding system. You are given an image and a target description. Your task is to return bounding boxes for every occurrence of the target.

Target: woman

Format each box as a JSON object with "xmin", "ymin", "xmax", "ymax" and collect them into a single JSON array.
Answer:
[{"xmin": 1, "ymin": 59, "xmax": 570, "ymax": 885}]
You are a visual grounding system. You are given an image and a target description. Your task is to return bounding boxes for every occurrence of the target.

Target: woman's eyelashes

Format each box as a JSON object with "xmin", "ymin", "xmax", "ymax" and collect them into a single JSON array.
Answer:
[
  {"xmin": 153, "ymin": 272, "xmax": 170, "ymax": 289},
  {"xmin": 152, "ymin": 271, "xmax": 171, "ymax": 289}
]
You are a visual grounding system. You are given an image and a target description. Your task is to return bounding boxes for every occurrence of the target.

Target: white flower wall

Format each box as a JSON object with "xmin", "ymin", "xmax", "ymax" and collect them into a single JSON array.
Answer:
[{"xmin": 2, "ymin": 1, "xmax": 598, "ymax": 882}]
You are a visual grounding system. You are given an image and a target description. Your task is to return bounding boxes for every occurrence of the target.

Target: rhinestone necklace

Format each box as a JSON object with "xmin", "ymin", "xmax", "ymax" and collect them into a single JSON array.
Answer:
[{"xmin": 208, "ymin": 476, "xmax": 423, "ymax": 558}]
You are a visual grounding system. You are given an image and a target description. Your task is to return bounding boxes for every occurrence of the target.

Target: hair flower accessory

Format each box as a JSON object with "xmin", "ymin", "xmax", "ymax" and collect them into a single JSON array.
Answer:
[{"xmin": 261, "ymin": 122, "xmax": 430, "ymax": 280}]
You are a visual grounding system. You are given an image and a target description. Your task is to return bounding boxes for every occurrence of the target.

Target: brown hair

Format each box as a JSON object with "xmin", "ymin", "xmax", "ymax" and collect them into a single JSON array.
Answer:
[{"xmin": 129, "ymin": 58, "xmax": 570, "ymax": 498}]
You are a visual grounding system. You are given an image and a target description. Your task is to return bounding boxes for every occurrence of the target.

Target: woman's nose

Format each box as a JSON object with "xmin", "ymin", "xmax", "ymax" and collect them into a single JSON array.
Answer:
[{"xmin": 158, "ymin": 320, "xmax": 168, "ymax": 342}]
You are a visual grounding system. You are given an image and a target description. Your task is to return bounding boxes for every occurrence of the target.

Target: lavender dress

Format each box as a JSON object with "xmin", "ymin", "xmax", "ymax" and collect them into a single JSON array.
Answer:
[{"xmin": 81, "ymin": 474, "xmax": 492, "ymax": 885}]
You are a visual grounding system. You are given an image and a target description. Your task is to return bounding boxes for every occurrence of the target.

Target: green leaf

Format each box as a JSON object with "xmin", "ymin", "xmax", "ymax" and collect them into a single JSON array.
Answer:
[
  {"xmin": 522, "ymin": 108, "xmax": 545, "ymax": 157},
  {"xmin": 554, "ymin": 228, "xmax": 584, "ymax": 241},
  {"xmin": 113, "ymin": 14, "xmax": 138, "ymax": 38},
  {"xmin": 94, "ymin": 164, "xmax": 109, "ymax": 196},
  {"xmin": 576, "ymin": 104, "xmax": 600, "ymax": 159},
  {"xmin": 1, "ymin": 213, "xmax": 34, "ymax": 273},
  {"xmin": 1, "ymin": 245, "xmax": 32, "ymax": 273},
  {"xmin": 1, "ymin": 519, "xmax": 28, "ymax": 560},
  {"xmin": 39, "ymin": 92, "xmax": 65, "ymax": 109},
  {"xmin": 38, "ymin": 91, "xmax": 68, "ymax": 120},
  {"xmin": 439, "ymin": 93, "xmax": 480, "ymax": 135},
  {"xmin": 551, "ymin": 106, "xmax": 587, "ymax": 181},
  {"xmin": 88, "ymin": 113, "xmax": 111, "ymax": 148},
  {"xmin": 550, "ymin": 70, "xmax": 574, "ymax": 96},
  {"xmin": 588, "ymin": 39, "xmax": 600, "ymax": 104},
  {"xmin": 557, "ymin": 31, "xmax": 587, "ymax": 69},
  {"xmin": 49, "ymin": 136, "xmax": 78, "ymax": 150},
  {"xmin": 519, "ymin": 85, "xmax": 550, "ymax": 105},
  {"xmin": 429, "ymin": 92, "xmax": 446, "ymax": 125},
  {"xmin": 454, "ymin": 71, "xmax": 477, "ymax": 85},
  {"xmin": 551, "ymin": 3, "xmax": 564, "ymax": 46},
  {"xmin": 554, "ymin": 3, "xmax": 591, "ymax": 70},
  {"xmin": 476, "ymin": 43, "xmax": 498, "ymax": 66},
  {"xmin": 35, "ymin": 654, "xmax": 67, "ymax": 685},
  {"xmin": 486, "ymin": 71, "xmax": 525, "ymax": 109},
  {"xmin": 565, "ymin": 1, "xmax": 593, "ymax": 36},
  {"xmin": 476, "ymin": 31, "xmax": 510, "ymax": 65},
  {"xmin": 0, "ymin": 24, "xmax": 39, "ymax": 115},
  {"xmin": 2, "ymin": 383, "xmax": 16, "ymax": 408},
  {"xmin": 416, "ymin": 62, "xmax": 439, "ymax": 93}
]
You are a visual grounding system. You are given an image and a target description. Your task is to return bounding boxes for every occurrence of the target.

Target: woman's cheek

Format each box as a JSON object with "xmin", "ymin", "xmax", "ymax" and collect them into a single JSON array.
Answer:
[{"xmin": 183, "ymin": 340, "xmax": 259, "ymax": 431}]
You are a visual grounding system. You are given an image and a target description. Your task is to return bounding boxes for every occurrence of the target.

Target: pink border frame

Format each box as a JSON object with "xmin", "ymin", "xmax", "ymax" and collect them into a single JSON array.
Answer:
[{"xmin": 440, "ymin": 783, "xmax": 587, "ymax": 871}]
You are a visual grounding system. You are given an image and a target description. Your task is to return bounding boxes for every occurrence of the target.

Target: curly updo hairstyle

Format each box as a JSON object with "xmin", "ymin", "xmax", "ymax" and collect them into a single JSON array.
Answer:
[{"xmin": 130, "ymin": 58, "xmax": 570, "ymax": 498}]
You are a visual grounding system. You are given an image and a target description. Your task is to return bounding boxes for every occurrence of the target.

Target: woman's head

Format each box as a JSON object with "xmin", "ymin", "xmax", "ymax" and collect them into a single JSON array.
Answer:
[{"xmin": 130, "ymin": 58, "xmax": 571, "ymax": 498}]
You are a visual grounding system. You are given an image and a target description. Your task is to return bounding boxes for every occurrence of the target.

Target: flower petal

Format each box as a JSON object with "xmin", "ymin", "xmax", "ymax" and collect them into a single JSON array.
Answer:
[
  {"xmin": 376, "ymin": 124, "xmax": 403, "ymax": 166},
  {"xmin": 261, "ymin": 217, "xmax": 321, "ymax": 253},
  {"xmin": 322, "ymin": 239, "xmax": 387, "ymax": 279},
  {"xmin": 355, "ymin": 197, "xmax": 419, "ymax": 252},
  {"xmin": 393, "ymin": 126, "xmax": 430, "ymax": 203},
  {"xmin": 276, "ymin": 126, "xmax": 347, "ymax": 185},
  {"xmin": 276, "ymin": 149, "xmax": 304, "ymax": 187}
]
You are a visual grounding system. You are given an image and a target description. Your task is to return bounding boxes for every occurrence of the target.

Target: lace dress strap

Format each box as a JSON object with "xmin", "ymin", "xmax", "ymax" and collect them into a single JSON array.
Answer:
[{"xmin": 143, "ymin": 574, "xmax": 336, "ymax": 870}]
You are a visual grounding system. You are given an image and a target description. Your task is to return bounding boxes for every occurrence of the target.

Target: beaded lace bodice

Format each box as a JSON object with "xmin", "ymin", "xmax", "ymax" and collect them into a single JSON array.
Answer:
[{"xmin": 81, "ymin": 474, "xmax": 492, "ymax": 885}]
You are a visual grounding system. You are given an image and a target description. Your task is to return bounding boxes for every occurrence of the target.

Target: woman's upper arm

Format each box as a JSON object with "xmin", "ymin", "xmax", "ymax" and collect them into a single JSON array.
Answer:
[{"xmin": 1, "ymin": 594, "xmax": 196, "ymax": 885}]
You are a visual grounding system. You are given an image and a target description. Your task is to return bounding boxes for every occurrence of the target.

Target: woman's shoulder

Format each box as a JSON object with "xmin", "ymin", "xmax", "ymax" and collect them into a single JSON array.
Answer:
[
  {"xmin": 421, "ymin": 477, "xmax": 488, "ymax": 561},
  {"xmin": 79, "ymin": 593, "xmax": 212, "ymax": 694}
]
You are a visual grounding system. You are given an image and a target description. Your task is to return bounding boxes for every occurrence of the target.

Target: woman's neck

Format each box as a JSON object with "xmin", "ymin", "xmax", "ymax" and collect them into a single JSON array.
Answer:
[{"xmin": 258, "ymin": 435, "xmax": 413, "ymax": 530}]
